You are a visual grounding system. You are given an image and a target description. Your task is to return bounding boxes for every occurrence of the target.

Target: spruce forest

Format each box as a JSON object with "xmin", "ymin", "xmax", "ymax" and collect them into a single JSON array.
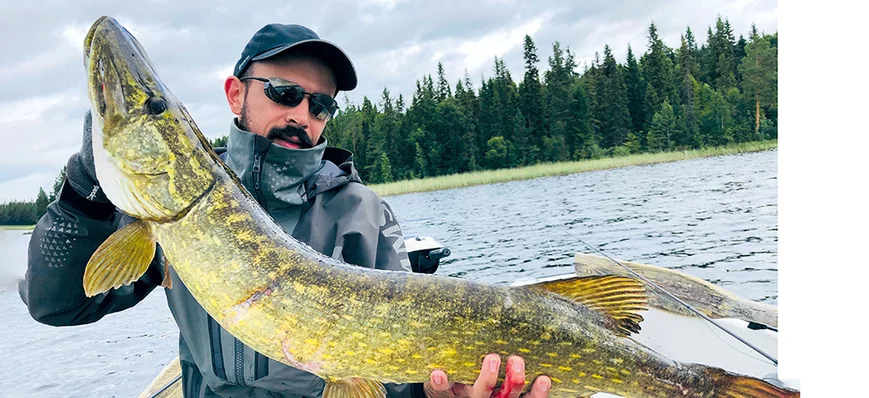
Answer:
[{"xmin": 1, "ymin": 17, "xmax": 777, "ymax": 226}]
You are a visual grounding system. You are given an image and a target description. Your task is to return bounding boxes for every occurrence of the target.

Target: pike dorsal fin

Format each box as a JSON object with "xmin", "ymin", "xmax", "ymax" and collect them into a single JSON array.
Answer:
[{"xmin": 532, "ymin": 275, "xmax": 648, "ymax": 336}]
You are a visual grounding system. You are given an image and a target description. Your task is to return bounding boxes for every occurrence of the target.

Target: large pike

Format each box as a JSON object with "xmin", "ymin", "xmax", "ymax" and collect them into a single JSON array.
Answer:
[{"xmin": 82, "ymin": 16, "xmax": 798, "ymax": 398}]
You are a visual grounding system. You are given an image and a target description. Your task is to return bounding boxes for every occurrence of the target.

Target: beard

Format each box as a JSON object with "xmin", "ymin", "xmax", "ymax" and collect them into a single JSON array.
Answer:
[{"xmin": 239, "ymin": 103, "xmax": 315, "ymax": 149}]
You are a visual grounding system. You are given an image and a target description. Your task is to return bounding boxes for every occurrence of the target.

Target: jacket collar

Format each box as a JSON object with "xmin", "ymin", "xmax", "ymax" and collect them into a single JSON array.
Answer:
[{"xmin": 223, "ymin": 120, "xmax": 326, "ymax": 210}]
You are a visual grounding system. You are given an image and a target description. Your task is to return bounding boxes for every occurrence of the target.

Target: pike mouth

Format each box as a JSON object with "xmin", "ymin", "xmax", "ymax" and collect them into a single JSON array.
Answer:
[
  {"xmin": 83, "ymin": 16, "xmax": 110, "ymax": 59},
  {"xmin": 131, "ymin": 171, "xmax": 169, "ymax": 177}
]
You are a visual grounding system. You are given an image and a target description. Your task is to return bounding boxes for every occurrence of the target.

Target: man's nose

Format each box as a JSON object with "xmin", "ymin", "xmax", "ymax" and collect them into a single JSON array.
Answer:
[{"xmin": 284, "ymin": 96, "xmax": 311, "ymax": 128}]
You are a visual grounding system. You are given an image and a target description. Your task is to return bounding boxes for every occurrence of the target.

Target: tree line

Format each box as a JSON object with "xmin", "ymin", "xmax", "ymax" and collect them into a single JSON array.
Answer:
[
  {"xmin": 1, "ymin": 16, "xmax": 777, "ymax": 225},
  {"xmin": 322, "ymin": 17, "xmax": 776, "ymax": 184}
]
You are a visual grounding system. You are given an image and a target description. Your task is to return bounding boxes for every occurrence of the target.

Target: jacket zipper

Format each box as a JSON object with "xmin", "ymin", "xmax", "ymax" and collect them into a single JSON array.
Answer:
[
  {"xmin": 252, "ymin": 152, "xmax": 268, "ymax": 212},
  {"xmin": 234, "ymin": 338, "xmax": 246, "ymax": 386},
  {"xmin": 234, "ymin": 151, "xmax": 266, "ymax": 387}
]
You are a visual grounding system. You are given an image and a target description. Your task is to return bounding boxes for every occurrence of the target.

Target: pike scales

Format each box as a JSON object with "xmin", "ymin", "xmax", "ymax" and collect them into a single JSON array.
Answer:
[{"xmin": 81, "ymin": 16, "xmax": 799, "ymax": 398}]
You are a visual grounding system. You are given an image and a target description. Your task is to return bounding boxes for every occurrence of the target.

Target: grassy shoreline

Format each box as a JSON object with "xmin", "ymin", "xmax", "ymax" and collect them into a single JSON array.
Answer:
[
  {"xmin": 0, "ymin": 225, "xmax": 35, "ymax": 231},
  {"xmin": 370, "ymin": 140, "xmax": 777, "ymax": 197}
]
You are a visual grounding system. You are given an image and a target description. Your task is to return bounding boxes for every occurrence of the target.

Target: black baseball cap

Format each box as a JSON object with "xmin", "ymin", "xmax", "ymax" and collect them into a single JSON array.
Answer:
[{"xmin": 233, "ymin": 23, "xmax": 357, "ymax": 92}]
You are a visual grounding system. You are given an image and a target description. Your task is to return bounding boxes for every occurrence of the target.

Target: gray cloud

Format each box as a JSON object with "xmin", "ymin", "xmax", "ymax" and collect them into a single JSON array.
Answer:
[{"xmin": 0, "ymin": 0, "xmax": 776, "ymax": 202}]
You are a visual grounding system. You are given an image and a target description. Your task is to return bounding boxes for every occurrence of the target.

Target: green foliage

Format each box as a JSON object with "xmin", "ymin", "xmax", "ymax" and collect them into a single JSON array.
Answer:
[
  {"xmin": 624, "ymin": 132, "xmax": 642, "ymax": 154},
  {"xmin": 35, "ymin": 188, "xmax": 49, "ymax": 215},
  {"xmin": 624, "ymin": 45, "xmax": 647, "ymax": 134},
  {"xmin": 738, "ymin": 34, "xmax": 777, "ymax": 137},
  {"xmin": 611, "ymin": 145, "xmax": 631, "ymax": 157},
  {"xmin": 647, "ymin": 99, "xmax": 678, "ymax": 151},
  {"xmin": 377, "ymin": 153, "xmax": 394, "ymax": 183},
  {"xmin": 50, "ymin": 166, "xmax": 67, "ymax": 202},
  {"xmin": 484, "ymin": 136, "xmax": 511, "ymax": 169},
  {"xmin": 210, "ymin": 135, "xmax": 228, "ymax": 148},
  {"xmin": 0, "ymin": 200, "xmax": 41, "ymax": 225},
  {"xmin": 595, "ymin": 45, "xmax": 632, "ymax": 148},
  {"xmin": 2, "ymin": 15, "xmax": 777, "ymax": 212}
]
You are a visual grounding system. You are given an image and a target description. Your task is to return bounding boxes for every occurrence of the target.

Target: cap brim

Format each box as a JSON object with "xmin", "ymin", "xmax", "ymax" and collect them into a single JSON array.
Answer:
[{"xmin": 252, "ymin": 39, "xmax": 357, "ymax": 92}]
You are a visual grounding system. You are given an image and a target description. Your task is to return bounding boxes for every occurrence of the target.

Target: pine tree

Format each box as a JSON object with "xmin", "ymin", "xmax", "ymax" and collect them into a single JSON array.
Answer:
[
  {"xmin": 595, "ymin": 45, "xmax": 632, "ymax": 148},
  {"xmin": 358, "ymin": 96, "xmax": 379, "ymax": 179},
  {"xmin": 378, "ymin": 153, "xmax": 393, "ymax": 183},
  {"xmin": 647, "ymin": 99, "xmax": 677, "ymax": 151},
  {"xmin": 739, "ymin": 34, "xmax": 777, "ymax": 139},
  {"xmin": 642, "ymin": 22, "xmax": 677, "ymax": 112},
  {"xmin": 436, "ymin": 62, "xmax": 452, "ymax": 103},
  {"xmin": 544, "ymin": 41, "xmax": 575, "ymax": 161},
  {"xmin": 35, "ymin": 188, "xmax": 49, "ymax": 220},
  {"xmin": 713, "ymin": 17, "xmax": 737, "ymax": 91},
  {"xmin": 624, "ymin": 45, "xmax": 647, "ymax": 134},
  {"xmin": 490, "ymin": 57, "xmax": 524, "ymax": 165},
  {"xmin": 696, "ymin": 82, "xmax": 732, "ymax": 146},
  {"xmin": 698, "ymin": 27, "xmax": 716, "ymax": 87},
  {"xmin": 519, "ymin": 35, "xmax": 546, "ymax": 159},
  {"xmin": 677, "ymin": 73, "xmax": 700, "ymax": 148},
  {"xmin": 567, "ymin": 83, "xmax": 595, "ymax": 159},
  {"xmin": 677, "ymin": 34, "xmax": 700, "ymax": 148},
  {"xmin": 683, "ymin": 27, "xmax": 701, "ymax": 78},
  {"xmin": 50, "ymin": 165, "xmax": 67, "ymax": 202}
]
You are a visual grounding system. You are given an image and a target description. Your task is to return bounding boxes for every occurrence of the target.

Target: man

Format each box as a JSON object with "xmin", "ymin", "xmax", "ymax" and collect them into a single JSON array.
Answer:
[{"xmin": 19, "ymin": 23, "xmax": 551, "ymax": 398}]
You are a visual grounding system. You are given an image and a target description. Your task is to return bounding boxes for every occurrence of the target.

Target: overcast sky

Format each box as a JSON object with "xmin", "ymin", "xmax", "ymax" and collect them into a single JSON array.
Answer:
[{"xmin": 0, "ymin": 0, "xmax": 777, "ymax": 202}]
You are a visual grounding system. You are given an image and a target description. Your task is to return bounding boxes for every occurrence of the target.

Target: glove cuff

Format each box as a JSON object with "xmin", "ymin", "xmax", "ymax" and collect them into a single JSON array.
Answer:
[{"xmin": 65, "ymin": 153, "xmax": 111, "ymax": 204}]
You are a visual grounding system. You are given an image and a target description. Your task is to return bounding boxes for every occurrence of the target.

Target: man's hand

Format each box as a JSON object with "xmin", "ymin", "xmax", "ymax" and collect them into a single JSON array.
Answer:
[{"xmin": 424, "ymin": 354, "xmax": 551, "ymax": 398}]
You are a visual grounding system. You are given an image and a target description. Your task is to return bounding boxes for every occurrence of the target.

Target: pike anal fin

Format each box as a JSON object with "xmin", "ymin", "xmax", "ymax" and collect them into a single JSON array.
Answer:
[
  {"xmin": 323, "ymin": 378, "xmax": 386, "ymax": 398},
  {"xmin": 161, "ymin": 260, "xmax": 173, "ymax": 289}
]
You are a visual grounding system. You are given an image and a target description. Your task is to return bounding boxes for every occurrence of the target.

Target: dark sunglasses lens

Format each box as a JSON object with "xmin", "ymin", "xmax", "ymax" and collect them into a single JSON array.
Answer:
[
  {"xmin": 267, "ymin": 83, "xmax": 305, "ymax": 106},
  {"xmin": 310, "ymin": 94, "xmax": 337, "ymax": 120},
  {"xmin": 309, "ymin": 101, "xmax": 330, "ymax": 121}
]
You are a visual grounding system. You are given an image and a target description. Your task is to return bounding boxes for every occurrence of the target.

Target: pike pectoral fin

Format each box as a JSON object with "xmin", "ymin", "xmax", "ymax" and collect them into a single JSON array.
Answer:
[
  {"xmin": 532, "ymin": 275, "xmax": 648, "ymax": 336},
  {"xmin": 323, "ymin": 378, "xmax": 386, "ymax": 398},
  {"xmin": 83, "ymin": 220, "xmax": 157, "ymax": 297}
]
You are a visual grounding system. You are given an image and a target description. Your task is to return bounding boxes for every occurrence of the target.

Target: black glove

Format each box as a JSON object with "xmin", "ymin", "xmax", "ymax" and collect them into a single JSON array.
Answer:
[{"xmin": 65, "ymin": 110, "xmax": 111, "ymax": 204}]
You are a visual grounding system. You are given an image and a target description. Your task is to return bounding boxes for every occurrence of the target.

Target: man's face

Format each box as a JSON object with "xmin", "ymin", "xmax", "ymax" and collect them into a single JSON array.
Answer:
[{"xmin": 226, "ymin": 53, "xmax": 337, "ymax": 149}]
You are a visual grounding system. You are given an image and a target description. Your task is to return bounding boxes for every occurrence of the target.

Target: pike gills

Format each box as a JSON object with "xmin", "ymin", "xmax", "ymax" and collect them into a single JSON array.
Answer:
[{"xmin": 81, "ymin": 16, "xmax": 799, "ymax": 398}]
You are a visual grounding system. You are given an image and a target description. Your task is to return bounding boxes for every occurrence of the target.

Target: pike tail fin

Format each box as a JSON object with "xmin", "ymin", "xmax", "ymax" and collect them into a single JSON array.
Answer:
[{"xmin": 705, "ymin": 367, "xmax": 800, "ymax": 397}]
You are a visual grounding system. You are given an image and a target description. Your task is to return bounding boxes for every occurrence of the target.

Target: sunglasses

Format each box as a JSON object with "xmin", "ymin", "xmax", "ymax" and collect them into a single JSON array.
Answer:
[{"xmin": 240, "ymin": 76, "xmax": 339, "ymax": 121}]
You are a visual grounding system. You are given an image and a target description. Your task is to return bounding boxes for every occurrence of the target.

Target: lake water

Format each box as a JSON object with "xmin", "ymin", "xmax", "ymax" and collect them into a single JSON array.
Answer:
[{"xmin": 0, "ymin": 149, "xmax": 778, "ymax": 397}]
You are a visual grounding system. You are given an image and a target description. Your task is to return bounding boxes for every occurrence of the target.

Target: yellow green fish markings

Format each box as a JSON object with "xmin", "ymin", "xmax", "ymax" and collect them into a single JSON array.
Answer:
[{"xmin": 83, "ymin": 16, "xmax": 798, "ymax": 398}]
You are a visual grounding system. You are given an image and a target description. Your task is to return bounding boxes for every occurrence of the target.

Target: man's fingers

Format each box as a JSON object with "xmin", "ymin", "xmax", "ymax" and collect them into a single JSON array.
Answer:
[
  {"xmin": 429, "ymin": 369, "xmax": 451, "ymax": 392},
  {"xmin": 500, "ymin": 356, "xmax": 527, "ymax": 398},
  {"xmin": 523, "ymin": 376, "xmax": 552, "ymax": 398},
  {"xmin": 470, "ymin": 354, "xmax": 501, "ymax": 398}
]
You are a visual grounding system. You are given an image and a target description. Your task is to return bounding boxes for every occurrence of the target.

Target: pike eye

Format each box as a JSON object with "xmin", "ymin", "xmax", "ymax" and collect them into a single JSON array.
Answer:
[{"xmin": 145, "ymin": 97, "xmax": 167, "ymax": 115}]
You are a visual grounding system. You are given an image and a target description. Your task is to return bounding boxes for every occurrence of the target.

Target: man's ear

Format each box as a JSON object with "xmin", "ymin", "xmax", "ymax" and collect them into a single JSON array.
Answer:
[{"xmin": 225, "ymin": 76, "xmax": 246, "ymax": 116}]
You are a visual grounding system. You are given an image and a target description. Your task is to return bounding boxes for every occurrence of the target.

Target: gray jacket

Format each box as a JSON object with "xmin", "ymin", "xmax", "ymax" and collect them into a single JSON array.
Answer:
[{"xmin": 19, "ymin": 121, "xmax": 423, "ymax": 398}]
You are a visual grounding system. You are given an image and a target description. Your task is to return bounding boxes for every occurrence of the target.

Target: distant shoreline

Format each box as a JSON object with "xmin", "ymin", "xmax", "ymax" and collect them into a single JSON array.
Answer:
[
  {"xmin": 370, "ymin": 140, "xmax": 778, "ymax": 197},
  {"xmin": 0, "ymin": 140, "xmax": 777, "ymax": 230}
]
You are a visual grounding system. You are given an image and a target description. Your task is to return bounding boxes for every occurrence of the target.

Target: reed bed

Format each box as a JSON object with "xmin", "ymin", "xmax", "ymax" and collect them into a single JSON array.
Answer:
[{"xmin": 371, "ymin": 140, "xmax": 777, "ymax": 197}]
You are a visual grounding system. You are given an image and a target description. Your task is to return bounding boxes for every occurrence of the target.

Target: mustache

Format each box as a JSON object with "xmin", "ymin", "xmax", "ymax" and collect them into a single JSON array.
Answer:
[{"xmin": 266, "ymin": 125, "xmax": 315, "ymax": 149}]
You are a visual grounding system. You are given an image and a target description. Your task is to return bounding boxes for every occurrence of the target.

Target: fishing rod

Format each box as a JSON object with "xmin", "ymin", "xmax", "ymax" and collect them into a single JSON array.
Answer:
[
  {"xmin": 547, "ymin": 221, "xmax": 779, "ymax": 366},
  {"xmin": 146, "ymin": 374, "xmax": 181, "ymax": 398}
]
